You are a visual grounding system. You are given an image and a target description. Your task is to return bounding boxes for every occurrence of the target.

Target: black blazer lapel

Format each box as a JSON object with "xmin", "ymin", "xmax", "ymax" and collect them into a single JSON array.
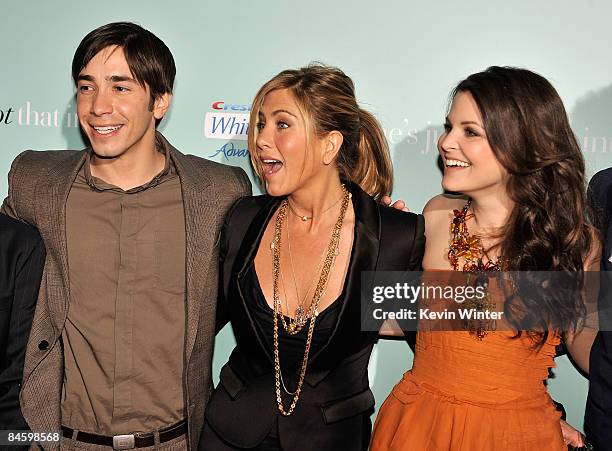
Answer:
[
  {"xmin": 233, "ymin": 195, "xmax": 283, "ymax": 364},
  {"xmin": 229, "ymin": 183, "xmax": 381, "ymax": 378},
  {"xmin": 305, "ymin": 183, "xmax": 381, "ymax": 384}
]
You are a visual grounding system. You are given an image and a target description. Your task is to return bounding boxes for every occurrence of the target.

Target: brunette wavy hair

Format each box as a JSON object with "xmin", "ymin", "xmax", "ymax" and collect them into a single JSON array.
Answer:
[
  {"xmin": 248, "ymin": 64, "xmax": 393, "ymax": 200},
  {"xmin": 452, "ymin": 66, "xmax": 595, "ymax": 345}
]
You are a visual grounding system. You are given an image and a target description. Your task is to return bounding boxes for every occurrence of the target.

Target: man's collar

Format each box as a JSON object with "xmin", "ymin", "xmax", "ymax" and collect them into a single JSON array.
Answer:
[{"xmin": 84, "ymin": 133, "xmax": 173, "ymax": 193}]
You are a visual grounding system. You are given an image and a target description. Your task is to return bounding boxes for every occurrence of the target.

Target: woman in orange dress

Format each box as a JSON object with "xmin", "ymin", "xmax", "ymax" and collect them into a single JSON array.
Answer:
[{"xmin": 371, "ymin": 66, "xmax": 599, "ymax": 451}]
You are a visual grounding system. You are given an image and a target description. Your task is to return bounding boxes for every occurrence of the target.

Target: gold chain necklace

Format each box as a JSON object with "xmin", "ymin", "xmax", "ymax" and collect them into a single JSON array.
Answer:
[
  {"xmin": 286, "ymin": 209, "xmax": 340, "ymax": 330},
  {"xmin": 271, "ymin": 185, "xmax": 350, "ymax": 416},
  {"xmin": 287, "ymin": 191, "xmax": 344, "ymax": 221},
  {"xmin": 276, "ymin": 267, "xmax": 323, "ymax": 397},
  {"xmin": 278, "ymin": 247, "xmax": 326, "ymax": 334}
]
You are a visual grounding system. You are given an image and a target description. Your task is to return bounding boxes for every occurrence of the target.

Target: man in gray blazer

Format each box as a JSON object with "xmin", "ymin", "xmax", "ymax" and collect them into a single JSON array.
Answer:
[{"xmin": 1, "ymin": 22, "xmax": 250, "ymax": 450}]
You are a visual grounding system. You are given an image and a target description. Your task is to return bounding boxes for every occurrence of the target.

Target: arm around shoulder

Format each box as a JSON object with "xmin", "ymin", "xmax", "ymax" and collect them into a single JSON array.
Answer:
[
  {"xmin": 407, "ymin": 213, "xmax": 425, "ymax": 271},
  {"xmin": 232, "ymin": 165, "xmax": 252, "ymax": 197},
  {"xmin": 377, "ymin": 209, "xmax": 425, "ymax": 338}
]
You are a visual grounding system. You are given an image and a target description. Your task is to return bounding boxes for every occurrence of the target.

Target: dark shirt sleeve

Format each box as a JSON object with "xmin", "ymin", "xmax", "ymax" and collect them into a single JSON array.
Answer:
[
  {"xmin": 404, "ymin": 214, "xmax": 425, "ymax": 350},
  {"xmin": 408, "ymin": 214, "xmax": 426, "ymax": 271},
  {"xmin": 0, "ymin": 231, "xmax": 45, "ymax": 430},
  {"xmin": 588, "ymin": 168, "xmax": 612, "ymax": 232}
]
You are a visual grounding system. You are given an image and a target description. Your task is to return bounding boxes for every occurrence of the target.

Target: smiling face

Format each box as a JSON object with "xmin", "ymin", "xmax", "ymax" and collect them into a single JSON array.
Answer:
[
  {"xmin": 438, "ymin": 91, "xmax": 508, "ymax": 197},
  {"xmin": 254, "ymin": 88, "xmax": 327, "ymax": 196},
  {"xmin": 76, "ymin": 45, "xmax": 170, "ymax": 160}
]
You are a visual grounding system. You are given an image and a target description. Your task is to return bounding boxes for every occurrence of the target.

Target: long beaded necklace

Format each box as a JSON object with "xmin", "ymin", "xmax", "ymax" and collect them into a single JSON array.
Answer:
[
  {"xmin": 448, "ymin": 199, "xmax": 503, "ymax": 339},
  {"xmin": 270, "ymin": 186, "xmax": 350, "ymax": 415},
  {"xmin": 285, "ymin": 212, "xmax": 337, "ymax": 332}
]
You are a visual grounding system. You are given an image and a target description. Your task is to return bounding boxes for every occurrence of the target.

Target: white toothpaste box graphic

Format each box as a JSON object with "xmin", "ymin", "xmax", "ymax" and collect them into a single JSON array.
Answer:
[{"xmin": 204, "ymin": 112, "xmax": 250, "ymax": 141}]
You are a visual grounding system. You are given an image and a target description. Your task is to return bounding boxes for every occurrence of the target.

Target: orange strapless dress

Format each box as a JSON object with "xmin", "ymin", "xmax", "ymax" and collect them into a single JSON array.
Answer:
[{"xmin": 371, "ymin": 329, "xmax": 564, "ymax": 450}]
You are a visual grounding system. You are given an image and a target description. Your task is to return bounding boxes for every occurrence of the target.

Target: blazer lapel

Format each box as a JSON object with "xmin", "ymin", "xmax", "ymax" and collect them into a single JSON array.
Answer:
[
  {"xmin": 228, "ymin": 184, "xmax": 381, "ymax": 378},
  {"xmin": 34, "ymin": 151, "xmax": 87, "ymax": 333},
  {"xmin": 305, "ymin": 183, "xmax": 381, "ymax": 384},
  {"xmin": 169, "ymin": 143, "xmax": 215, "ymax": 365},
  {"xmin": 234, "ymin": 196, "xmax": 283, "ymax": 363}
]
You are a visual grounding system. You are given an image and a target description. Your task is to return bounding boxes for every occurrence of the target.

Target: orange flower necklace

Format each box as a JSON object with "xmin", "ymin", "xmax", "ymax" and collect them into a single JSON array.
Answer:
[
  {"xmin": 448, "ymin": 199, "xmax": 503, "ymax": 272},
  {"xmin": 448, "ymin": 199, "xmax": 503, "ymax": 339}
]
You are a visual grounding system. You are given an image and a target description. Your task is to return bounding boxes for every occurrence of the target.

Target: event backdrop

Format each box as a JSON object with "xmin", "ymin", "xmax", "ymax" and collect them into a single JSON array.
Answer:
[{"xmin": 3, "ymin": 0, "xmax": 612, "ymax": 432}]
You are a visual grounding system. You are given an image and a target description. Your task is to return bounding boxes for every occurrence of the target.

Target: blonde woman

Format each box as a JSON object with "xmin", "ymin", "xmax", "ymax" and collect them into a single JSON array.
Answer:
[{"xmin": 200, "ymin": 65, "xmax": 424, "ymax": 451}]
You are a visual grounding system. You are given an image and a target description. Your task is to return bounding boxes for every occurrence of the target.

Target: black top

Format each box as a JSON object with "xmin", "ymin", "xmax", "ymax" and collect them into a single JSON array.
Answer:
[{"xmin": 247, "ymin": 263, "xmax": 341, "ymax": 381}]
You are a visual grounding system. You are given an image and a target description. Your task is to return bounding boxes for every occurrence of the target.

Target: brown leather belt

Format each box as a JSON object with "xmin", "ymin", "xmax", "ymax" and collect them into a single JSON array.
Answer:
[{"xmin": 61, "ymin": 419, "xmax": 187, "ymax": 449}]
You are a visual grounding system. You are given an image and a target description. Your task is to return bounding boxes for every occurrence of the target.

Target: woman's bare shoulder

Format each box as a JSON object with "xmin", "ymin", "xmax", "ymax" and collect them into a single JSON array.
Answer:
[
  {"xmin": 422, "ymin": 194, "xmax": 466, "ymax": 269},
  {"xmin": 422, "ymin": 194, "xmax": 467, "ymax": 220}
]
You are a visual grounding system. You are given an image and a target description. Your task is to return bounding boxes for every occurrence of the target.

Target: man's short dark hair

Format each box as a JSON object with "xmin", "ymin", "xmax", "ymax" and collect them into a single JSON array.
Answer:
[{"xmin": 72, "ymin": 22, "xmax": 176, "ymax": 107}]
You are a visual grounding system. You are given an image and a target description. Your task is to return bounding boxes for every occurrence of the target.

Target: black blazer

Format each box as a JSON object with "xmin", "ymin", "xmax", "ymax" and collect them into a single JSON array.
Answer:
[
  {"xmin": 203, "ymin": 183, "xmax": 425, "ymax": 451},
  {"xmin": 586, "ymin": 169, "xmax": 612, "ymax": 450},
  {"xmin": 0, "ymin": 213, "xmax": 45, "ymax": 431}
]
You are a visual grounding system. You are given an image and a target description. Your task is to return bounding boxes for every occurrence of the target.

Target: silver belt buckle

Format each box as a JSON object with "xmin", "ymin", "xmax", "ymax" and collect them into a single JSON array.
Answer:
[{"xmin": 113, "ymin": 434, "xmax": 136, "ymax": 450}]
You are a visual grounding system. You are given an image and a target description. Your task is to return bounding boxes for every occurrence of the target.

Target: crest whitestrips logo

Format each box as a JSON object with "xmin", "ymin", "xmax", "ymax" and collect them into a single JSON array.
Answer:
[{"xmin": 204, "ymin": 101, "xmax": 251, "ymax": 140}]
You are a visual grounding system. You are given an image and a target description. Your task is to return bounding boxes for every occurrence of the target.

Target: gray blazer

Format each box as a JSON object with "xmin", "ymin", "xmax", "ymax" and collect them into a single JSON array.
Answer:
[{"xmin": 1, "ymin": 133, "xmax": 251, "ymax": 450}]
